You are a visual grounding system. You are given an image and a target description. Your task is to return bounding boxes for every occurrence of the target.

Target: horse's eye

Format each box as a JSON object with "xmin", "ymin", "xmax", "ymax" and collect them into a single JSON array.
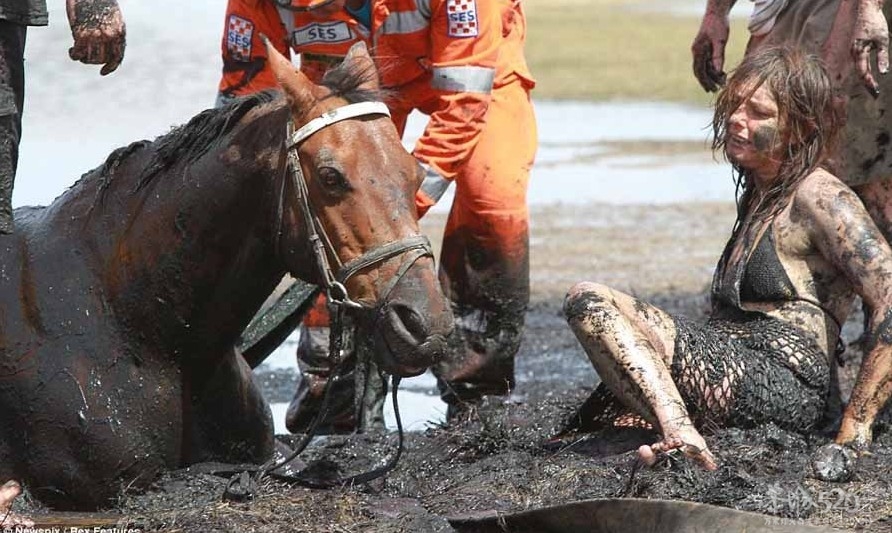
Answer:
[{"xmin": 317, "ymin": 167, "xmax": 349, "ymax": 193}]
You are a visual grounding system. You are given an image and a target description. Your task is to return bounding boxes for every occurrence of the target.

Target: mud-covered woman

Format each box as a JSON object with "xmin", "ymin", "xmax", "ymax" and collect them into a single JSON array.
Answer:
[{"xmin": 563, "ymin": 45, "xmax": 892, "ymax": 471}]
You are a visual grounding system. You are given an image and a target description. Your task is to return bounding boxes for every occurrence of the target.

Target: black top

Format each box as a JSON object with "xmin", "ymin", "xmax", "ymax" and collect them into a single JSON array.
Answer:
[
  {"xmin": 739, "ymin": 229, "xmax": 797, "ymax": 303},
  {"xmin": 712, "ymin": 226, "xmax": 797, "ymax": 311}
]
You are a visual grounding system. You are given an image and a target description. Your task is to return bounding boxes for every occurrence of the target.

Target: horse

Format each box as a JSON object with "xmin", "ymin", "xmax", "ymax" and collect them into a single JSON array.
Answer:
[{"xmin": 0, "ymin": 41, "xmax": 453, "ymax": 511}]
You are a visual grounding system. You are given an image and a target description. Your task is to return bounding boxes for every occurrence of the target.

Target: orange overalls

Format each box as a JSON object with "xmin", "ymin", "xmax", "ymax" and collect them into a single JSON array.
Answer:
[{"xmin": 219, "ymin": 0, "xmax": 537, "ymax": 413}]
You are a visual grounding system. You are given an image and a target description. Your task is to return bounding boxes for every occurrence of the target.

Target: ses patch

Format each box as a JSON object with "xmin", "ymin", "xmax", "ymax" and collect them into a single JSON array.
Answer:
[
  {"xmin": 446, "ymin": 0, "xmax": 478, "ymax": 38},
  {"xmin": 293, "ymin": 21, "xmax": 353, "ymax": 46},
  {"xmin": 227, "ymin": 15, "xmax": 254, "ymax": 61}
]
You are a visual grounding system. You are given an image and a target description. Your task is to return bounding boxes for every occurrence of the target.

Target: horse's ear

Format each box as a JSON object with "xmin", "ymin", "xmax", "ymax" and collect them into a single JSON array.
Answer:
[
  {"xmin": 344, "ymin": 42, "xmax": 380, "ymax": 91},
  {"xmin": 262, "ymin": 35, "xmax": 316, "ymax": 113}
]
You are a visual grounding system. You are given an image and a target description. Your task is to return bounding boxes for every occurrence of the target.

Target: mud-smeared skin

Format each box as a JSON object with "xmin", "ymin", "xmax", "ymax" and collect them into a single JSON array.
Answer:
[
  {"xmin": 751, "ymin": 124, "xmax": 779, "ymax": 154},
  {"xmin": 563, "ymin": 281, "xmax": 719, "ymax": 469},
  {"xmin": 736, "ymin": 172, "xmax": 892, "ymax": 450},
  {"xmin": 800, "ymin": 180, "xmax": 892, "ymax": 450},
  {"xmin": 0, "ymin": 44, "xmax": 452, "ymax": 511},
  {"xmin": 71, "ymin": 0, "xmax": 118, "ymax": 28},
  {"xmin": 66, "ymin": 0, "xmax": 126, "ymax": 76}
]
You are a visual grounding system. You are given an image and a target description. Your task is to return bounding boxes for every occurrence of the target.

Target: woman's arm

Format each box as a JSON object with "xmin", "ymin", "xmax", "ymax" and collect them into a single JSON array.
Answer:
[{"xmin": 798, "ymin": 175, "xmax": 892, "ymax": 449}]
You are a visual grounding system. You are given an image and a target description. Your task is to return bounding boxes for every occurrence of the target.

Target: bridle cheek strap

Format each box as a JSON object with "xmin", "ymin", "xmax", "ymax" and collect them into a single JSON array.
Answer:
[{"xmin": 283, "ymin": 100, "xmax": 432, "ymax": 309}]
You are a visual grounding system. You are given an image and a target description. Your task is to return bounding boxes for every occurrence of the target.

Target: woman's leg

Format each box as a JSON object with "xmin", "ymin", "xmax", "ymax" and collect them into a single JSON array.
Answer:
[{"xmin": 564, "ymin": 282, "xmax": 717, "ymax": 470}]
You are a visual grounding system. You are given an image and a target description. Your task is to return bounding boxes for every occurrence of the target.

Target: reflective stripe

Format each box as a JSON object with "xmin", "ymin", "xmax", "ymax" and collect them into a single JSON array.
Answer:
[
  {"xmin": 276, "ymin": 6, "xmax": 297, "ymax": 35},
  {"xmin": 415, "ymin": 0, "xmax": 432, "ymax": 18},
  {"xmin": 419, "ymin": 163, "xmax": 451, "ymax": 202},
  {"xmin": 381, "ymin": 9, "xmax": 429, "ymax": 35},
  {"xmin": 215, "ymin": 92, "xmax": 236, "ymax": 109},
  {"xmin": 431, "ymin": 65, "xmax": 495, "ymax": 94}
]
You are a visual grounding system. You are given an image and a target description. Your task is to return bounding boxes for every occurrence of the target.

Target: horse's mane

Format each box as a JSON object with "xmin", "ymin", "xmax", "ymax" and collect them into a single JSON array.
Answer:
[
  {"xmin": 84, "ymin": 60, "xmax": 386, "ymax": 211},
  {"xmin": 135, "ymin": 90, "xmax": 280, "ymax": 190},
  {"xmin": 144, "ymin": 59, "xmax": 385, "ymax": 182},
  {"xmin": 82, "ymin": 91, "xmax": 279, "ymax": 211},
  {"xmin": 320, "ymin": 60, "xmax": 388, "ymax": 104}
]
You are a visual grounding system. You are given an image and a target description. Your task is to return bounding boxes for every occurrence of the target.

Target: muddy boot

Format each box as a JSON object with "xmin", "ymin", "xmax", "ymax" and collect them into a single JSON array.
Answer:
[
  {"xmin": 435, "ymin": 307, "xmax": 522, "ymax": 421},
  {"xmin": 285, "ymin": 323, "xmax": 357, "ymax": 435}
]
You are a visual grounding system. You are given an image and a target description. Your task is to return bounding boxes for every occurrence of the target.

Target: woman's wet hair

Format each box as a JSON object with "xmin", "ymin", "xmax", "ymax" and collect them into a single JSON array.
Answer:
[
  {"xmin": 712, "ymin": 45, "xmax": 843, "ymax": 283},
  {"xmin": 713, "ymin": 45, "xmax": 843, "ymax": 223}
]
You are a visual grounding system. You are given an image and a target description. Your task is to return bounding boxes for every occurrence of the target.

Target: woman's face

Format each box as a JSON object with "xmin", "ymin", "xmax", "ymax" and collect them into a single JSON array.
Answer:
[{"xmin": 725, "ymin": 83, "xmax": 783, "ymax": 183}]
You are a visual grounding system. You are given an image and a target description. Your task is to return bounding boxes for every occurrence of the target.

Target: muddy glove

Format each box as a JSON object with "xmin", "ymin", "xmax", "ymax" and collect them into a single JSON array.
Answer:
[
  {"xmin": 692, "ymin": 7, "xmax": 731, "ymax": 92},
  {"xmin": 416, "ymin": 161, "xmax": 451, "ymax": 217},
  {"xmin": 851, "ymin": 0, "xmax": 890, "ymax": 97},
  {"xmin": 811, "ymin": 442, "xmax": 858, "ymax": 482},
  {"xmin": 66, "ymin": 0, "xmax": 126, "ymax": 76}
]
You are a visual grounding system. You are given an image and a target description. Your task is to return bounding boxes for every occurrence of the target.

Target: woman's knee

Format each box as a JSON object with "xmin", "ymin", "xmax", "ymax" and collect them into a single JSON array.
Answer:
[{"xmin": 564, "ymin": 282, "xmax": 615, "ymax": 324}]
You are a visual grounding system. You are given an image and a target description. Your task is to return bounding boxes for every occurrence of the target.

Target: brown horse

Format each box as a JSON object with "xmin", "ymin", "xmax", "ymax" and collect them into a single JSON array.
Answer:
[{"xmin": 0, "ymin": 42, "xmax": 452, "ymax": 511}]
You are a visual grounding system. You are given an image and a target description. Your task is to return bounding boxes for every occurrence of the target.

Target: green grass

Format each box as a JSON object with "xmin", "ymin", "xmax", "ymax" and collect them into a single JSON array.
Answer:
[{"xmin": 524, "ymin": 0, "xmax": 749, "ymax": 103}]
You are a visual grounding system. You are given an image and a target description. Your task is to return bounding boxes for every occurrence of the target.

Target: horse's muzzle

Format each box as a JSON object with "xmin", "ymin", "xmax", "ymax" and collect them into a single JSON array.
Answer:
[{"xmin": 370, "ymin": 302, "xmax": 453, "ymax": 377}]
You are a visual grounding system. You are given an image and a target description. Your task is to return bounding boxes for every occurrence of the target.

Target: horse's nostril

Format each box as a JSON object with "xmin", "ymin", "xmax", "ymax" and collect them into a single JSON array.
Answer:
[{"xmin": 390, "ymin": 303, "xmax": 428, "ymax": 341}]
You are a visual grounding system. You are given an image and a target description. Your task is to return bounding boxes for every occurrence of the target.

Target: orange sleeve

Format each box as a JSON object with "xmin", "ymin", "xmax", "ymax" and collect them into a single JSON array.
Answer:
[
  {"xmin": 218, "ymin": 0, "xmax": 291, "ymax": 100},
  {"xmin": 411, "ymin": 0, "xmax": 501, "ymax": 181}
]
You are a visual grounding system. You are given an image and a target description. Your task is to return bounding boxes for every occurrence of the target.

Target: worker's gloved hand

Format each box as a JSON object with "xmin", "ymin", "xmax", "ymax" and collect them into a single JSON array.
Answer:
[
  {"xmin": 850, "ymin": 0, "xmax": 890, "ymax": 97},
  {"xmin": 66, "ymin": 0, "xmax": 127, "ymax": 75},
  {"xmin": 691, "ymin": 8, "xmax": 730, "ymax": 92}
]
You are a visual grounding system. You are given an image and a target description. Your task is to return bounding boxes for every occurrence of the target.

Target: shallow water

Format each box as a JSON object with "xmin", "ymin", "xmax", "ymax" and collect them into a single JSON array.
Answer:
[
  {"xmin": 268, "ymin": 389, "xmax": 447, "ymax": 434},
  {"xmin": 261, "ymin": 335, "xmax": 448, "ymax": 433}
]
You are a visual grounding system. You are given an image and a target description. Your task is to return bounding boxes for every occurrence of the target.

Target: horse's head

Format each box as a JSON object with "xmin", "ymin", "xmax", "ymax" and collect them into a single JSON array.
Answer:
[{"xmin": 265, "ymin": 40, "xmax": 453, "ymax": 377}]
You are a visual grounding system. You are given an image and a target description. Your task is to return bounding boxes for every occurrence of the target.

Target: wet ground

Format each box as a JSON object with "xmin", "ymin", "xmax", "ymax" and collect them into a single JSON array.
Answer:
[{"xmin": 12, "ymin": 202, "xmax": 891, "ymax": 532}]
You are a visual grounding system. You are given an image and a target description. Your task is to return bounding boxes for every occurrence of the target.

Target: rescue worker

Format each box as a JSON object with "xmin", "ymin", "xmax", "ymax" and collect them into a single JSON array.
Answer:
[{"xmin": 217, "ymin": 0, "xmax": 537, "ymax": 430}]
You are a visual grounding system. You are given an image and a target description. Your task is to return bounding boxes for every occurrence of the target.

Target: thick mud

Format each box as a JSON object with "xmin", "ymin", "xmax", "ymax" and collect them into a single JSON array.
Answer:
[{"xmin": 12, "ymin": 202, "xmax": 892, "ymax": 532}]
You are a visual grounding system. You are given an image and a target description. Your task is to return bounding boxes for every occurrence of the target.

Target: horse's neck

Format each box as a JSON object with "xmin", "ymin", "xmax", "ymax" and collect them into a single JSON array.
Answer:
[{"xmin": 65, "ymin": 101, "xmax": 294, "ymax": 354}]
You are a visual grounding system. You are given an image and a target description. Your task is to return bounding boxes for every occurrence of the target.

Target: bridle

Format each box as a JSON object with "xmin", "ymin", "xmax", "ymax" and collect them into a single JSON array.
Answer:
[
  {"xmin": 277, "ymin": 100, "xmax": 434, "ymax": 312},
  {"xmin": 228, "ymin": 99, "xmax": 432, "ymax": 495}
]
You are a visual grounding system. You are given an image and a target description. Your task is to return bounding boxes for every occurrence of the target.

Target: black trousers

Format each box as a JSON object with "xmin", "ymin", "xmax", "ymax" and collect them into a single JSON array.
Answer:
[{"xmin": 0, "ymin": 20, "xmax": 26, "ymax": 234}]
